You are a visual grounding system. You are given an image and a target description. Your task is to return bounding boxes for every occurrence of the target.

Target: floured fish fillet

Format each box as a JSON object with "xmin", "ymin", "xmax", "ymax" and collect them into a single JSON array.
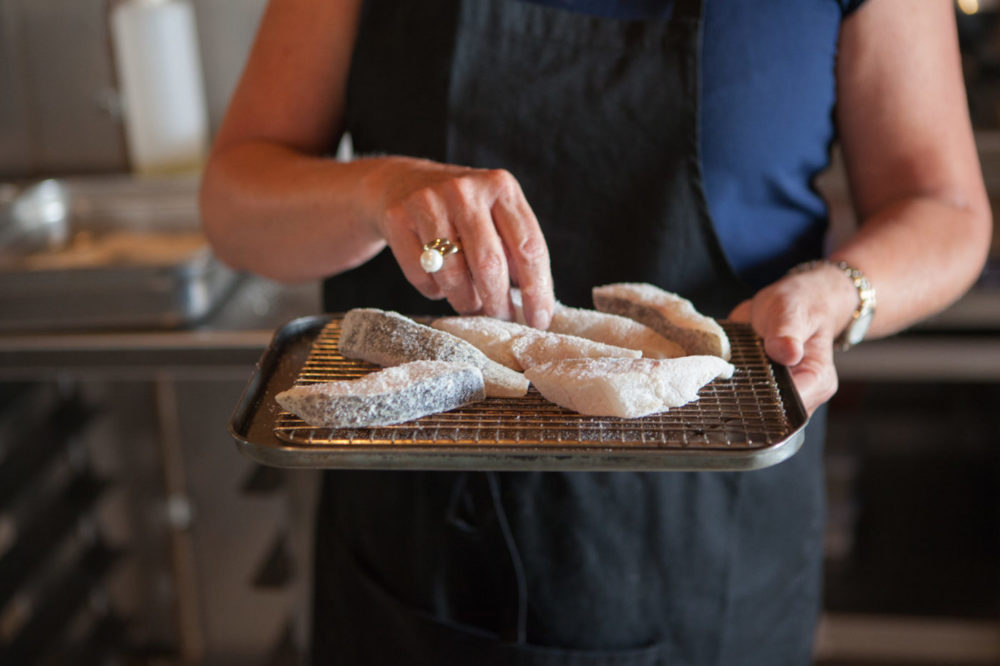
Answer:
[
  {"xmin": 524, "ymin": 356, "xmax": 734, "ymax": 418},
  {"xmin": 431, "ymin": 316, "xmax": 536, "ymax": 371},
  {"xmin": 339, "ymin": 308, "xmax": 528, "ymax": 397},
  {"xmin": 509, "ymin": 330, "xmax": 641, "ymax": 370},
  {"xmin": 593, "ymin": 283, "xmax": 731, "ymax": 360},
  {"xmin": 547, "ymin": 304, "xmax": 685, "ymax": 359},
  {"xmin": 507, "ymin": 289, "xmax": 685, "ymax": 360},
  {"xmin": 276, "ymin": 361, "xmax": 484, "ymax": 427},
  {"xmin": 433, "ymin": 315, "xmax": 640, "ymax": 371}
]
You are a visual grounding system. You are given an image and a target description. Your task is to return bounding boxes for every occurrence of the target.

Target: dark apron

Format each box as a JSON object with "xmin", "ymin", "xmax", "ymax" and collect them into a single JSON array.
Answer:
[{"xmin": 314, "ymin": 1, "xmax": 826, "ymax": 663}]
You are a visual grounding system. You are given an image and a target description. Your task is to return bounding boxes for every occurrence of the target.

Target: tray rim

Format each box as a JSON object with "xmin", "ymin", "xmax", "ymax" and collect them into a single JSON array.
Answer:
[{"xmin": 228, "ymin": 314, "xmax": 809, "ymax": 472}]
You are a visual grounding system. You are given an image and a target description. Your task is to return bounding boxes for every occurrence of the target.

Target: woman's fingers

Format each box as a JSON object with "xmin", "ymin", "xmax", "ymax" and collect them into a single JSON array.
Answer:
[
  {"xmin": 387, "ymin": 176, "xmax": 481, "ymax": 312},
  {"xmin": 754, "ymin": 304, "xmax": 837, "ymax": 415},
  {"xmin": 787, "ymin": 333, "xmax": 839, "ymax": 415},
  {"xmin": 441, "ymin": 171, "xmax": 512, "ymax": 319},
  {"xmin": 376, "ymin": 158, "xmax": 553, "ymax": 325},
  {"xmin": 489, "ymin": 170, "xmax": 553, "ymax": 329},
  {"xmin": 755, "ymin": 297, "xmax": 809, "ymax": 367},
  {"xmin": 728, "ymin": 270, "xmax": 848, "ymax": 415},
  {"xmin": 383, "ymin": 204, "xmax": 445, "ymax": 301}
]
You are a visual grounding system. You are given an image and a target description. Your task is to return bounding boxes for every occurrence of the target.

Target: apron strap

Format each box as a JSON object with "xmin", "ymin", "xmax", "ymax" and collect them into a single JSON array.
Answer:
[
  {"xmin": 446, "ymin": 471, "xmax": 528, "ymax": 643},
  {"xmin": 486, "ymin": 471, "xmax": 528, "ymax": 644},
  {"xmin": 673, "ymin": 0, "xmax": 703, "ymax": 20}
]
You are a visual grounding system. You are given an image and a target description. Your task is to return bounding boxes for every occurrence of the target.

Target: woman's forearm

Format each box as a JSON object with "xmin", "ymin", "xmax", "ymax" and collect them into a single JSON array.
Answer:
[
  {"xmin": 199, "ymin": 141, "xmax": 388, "ymax": 283},
  {"xmin": 201, "ymin": 143, "xmax": 557, "ymax": 325},
  {"xmin": 830, "ymin": 194, "xmax": 992, "ymax": 340}
]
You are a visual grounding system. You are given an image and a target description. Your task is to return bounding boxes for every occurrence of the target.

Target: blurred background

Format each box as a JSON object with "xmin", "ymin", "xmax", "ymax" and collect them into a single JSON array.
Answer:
[{"xmin": 0, "ymin": 1, "xmax": 998, "ymax": 664}]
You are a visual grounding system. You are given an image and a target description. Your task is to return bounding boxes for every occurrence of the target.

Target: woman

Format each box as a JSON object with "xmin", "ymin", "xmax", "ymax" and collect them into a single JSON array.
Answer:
[{"xmin": 200, "ymin": 1, "xmax": 992, "ymax": 663}]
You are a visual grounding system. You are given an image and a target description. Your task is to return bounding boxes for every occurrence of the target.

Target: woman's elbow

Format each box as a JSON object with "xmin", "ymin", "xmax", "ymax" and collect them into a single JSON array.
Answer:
[
  {"xmin": 198, "ymin": 154, "xmax": 249, "ymax": 272},
  {"xmin": 965, "ymin": 185, "xmax": 994, "ymax": 272}
]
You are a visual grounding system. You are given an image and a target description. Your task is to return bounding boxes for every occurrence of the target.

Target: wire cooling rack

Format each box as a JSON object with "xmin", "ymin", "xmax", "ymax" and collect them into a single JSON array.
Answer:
[{"xmin": 271, "ymin": 318, "xmax": 798, "ymax": 453}]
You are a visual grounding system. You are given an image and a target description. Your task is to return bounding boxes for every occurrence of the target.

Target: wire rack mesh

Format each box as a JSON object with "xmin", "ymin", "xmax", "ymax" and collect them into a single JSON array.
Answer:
[{"xmin": 271, "ymin": 317, "xmax": 795, "ymax": 451}]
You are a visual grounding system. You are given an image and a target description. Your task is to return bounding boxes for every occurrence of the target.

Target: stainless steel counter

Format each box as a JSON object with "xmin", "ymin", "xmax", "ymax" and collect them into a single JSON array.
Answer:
[{"xmin": 0, "ymin": 275, "xmax": 320, "ymax": 380}]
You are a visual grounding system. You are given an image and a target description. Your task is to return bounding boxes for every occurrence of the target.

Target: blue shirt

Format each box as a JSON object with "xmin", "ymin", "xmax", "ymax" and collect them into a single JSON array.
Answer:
[{"xmin": 522, "ymin": 0, "xmax": 867, "ymax": 287}]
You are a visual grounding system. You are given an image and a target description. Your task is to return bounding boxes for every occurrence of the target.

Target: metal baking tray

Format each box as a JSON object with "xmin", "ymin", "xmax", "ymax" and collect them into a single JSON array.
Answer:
[
  {"xmin": 229, "ymin": 314, "xmax": 808, "ymax": 471},
  {"xmin": 0, "ymin": 176, "xmax": 237, "ymax": 331}
]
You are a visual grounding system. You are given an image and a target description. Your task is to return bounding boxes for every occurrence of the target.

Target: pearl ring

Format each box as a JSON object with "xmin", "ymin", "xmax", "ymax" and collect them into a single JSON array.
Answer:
[{"xmin": 419, "ymin": 238, "xmax": 461, "ymax": 273}]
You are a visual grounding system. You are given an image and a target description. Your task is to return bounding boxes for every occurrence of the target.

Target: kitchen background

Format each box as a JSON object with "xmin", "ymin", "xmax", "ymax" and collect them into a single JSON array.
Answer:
[{"xmin": 0, "ymin": 0, "xmax": 998, "ymax": 664}]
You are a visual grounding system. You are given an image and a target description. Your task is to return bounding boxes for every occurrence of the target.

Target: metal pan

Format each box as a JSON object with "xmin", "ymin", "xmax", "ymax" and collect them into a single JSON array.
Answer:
[
  {"xmin": 0, "ymin": 176, "xmax": 237, "ymax": 331},
  {"xmin": 229, "ymin": 314, "xmax": 808, "ymax": 471}
]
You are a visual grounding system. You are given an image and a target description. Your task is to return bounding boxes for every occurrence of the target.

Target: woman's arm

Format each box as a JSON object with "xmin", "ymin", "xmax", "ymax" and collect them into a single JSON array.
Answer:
[
  {"xmin": 731, "ymin": 0, "xmax": 993, "ymax": 414},
  {"xmin": 199, "ymin": 0, "xmax": 375, "ymax": 280},
  {"xmin": 199, "ymin": 0, "xmax": 555, "ymax": 327},
  {"xmin": 832, "ymin": 0, "xmax": 992, "ymax": 335}
]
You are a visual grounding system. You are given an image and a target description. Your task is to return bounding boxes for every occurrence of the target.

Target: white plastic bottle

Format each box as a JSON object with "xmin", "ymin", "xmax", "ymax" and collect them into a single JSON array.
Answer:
[{"xmin": 110, "ymin": 0, "xmax": 208, "ymax": 175}]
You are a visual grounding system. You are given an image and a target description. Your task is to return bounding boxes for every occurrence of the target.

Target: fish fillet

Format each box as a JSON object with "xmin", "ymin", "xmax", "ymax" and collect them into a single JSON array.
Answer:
[
  {"xmin": 339, "ymin": 308, "xmax": 528, "ymax": 397},
  {"xmin": 524, "ymin": 356, "xmax": 735, "ymax": 418},
  {"xmin": 433, "ymin": 314, "xmax": 642, "ymax": 371},
  {"xmin": 509, "ymin": 330, "xmax": 641, "ymax": 370},
  {"xmin": 546, "ymin": 304, "xmax": 685, "ymax": 359},
  {"xmin": 431, "ymin": 316, "xmax": 535, "ymax": 370},
  {"xmin": 276, "ymin": 361, "xmax": 484, "ymax": 427},
  {"xmin": 593, "ymin": 283, "xmax": 731, "ymax": 360}
]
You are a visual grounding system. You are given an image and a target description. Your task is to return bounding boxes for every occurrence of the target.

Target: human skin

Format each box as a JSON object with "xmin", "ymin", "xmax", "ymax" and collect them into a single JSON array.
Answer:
[
  {"xmin": 729, "ymin": 0, "xmax": 992, "ymax": 413},
  {"xmin": 200, "ymin": 0, "xmax": 992, "ymax": 415},
  {"xmin": 197, "ymin": 0, "xmax": 552, "ymax": 328}
]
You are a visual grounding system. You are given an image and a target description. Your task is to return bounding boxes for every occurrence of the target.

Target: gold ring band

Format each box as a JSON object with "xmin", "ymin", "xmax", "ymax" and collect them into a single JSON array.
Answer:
[
  {"xmin": 419, "ymin": 238, "xmax": 462, "ymax": 273},
  {"xmin": 422, "ymin": 238, "xmax": 461, "ymax": 255}
]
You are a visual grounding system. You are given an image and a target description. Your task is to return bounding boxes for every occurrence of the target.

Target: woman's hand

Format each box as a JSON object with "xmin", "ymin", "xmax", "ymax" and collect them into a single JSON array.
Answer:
[
  {"xmin": 201, "ymin": 0, "xmax": 557, "ymax": 329},
  {"xmin": 728, "ymin": 263, "xmax": 858, "ymax": 415},
  {"xmin": 362, "ymin": 155, "xmax": 555, "ymax": 329}
]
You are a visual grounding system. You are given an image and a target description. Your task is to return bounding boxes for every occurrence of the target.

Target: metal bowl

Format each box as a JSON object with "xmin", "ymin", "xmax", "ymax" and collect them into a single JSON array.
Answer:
[{"xmin": 0, "ymin": 179, "xmax": 69, "ymax": 257}]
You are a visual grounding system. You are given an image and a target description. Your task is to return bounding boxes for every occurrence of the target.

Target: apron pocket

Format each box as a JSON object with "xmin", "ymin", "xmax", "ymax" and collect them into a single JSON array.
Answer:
[{"xmin": 327, "ymin": 530, "xmax": 674, "ymax": 666}]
